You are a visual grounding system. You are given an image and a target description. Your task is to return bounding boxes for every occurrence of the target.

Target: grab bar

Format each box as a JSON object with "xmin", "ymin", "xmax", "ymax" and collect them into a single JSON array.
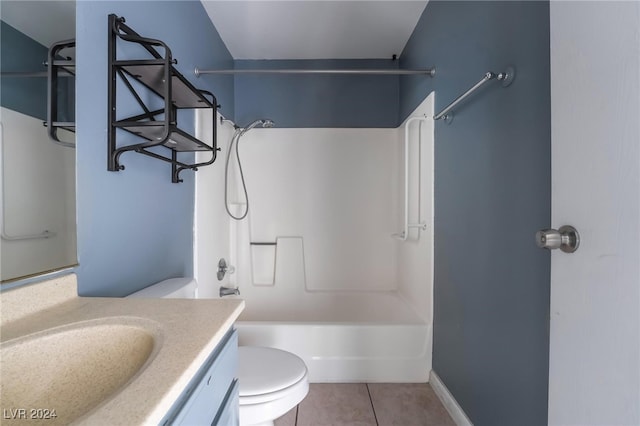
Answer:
[
  {"xmin": 434, "ymin": 67, "xmax": 515, "ymax": 123},
  {"xmin": 1, "ymin": 230, "xmax": 56, "ymax": 241},
  {"xmin": 393, "ymin": 115, "xmax": 429, "ymax": 241}
]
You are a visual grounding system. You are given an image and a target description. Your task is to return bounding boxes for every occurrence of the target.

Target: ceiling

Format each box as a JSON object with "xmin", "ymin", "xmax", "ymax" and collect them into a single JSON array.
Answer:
[
  {"xmin": 1, "ymin": 1, "xmax": 428, "ymax": 61},
  {"xmin": 0, "ymin": 1, "xmax": 75, "ymax": 47},
  {"xmin": 201, "ymin": 1, "xmax": 429, "ymax": 60}
]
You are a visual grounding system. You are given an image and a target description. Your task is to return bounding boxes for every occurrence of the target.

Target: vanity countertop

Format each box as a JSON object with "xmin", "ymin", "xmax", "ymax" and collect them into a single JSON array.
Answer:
[{"xmin": 0, "ymin": 274, "xmax": 244, "ymax": 425}]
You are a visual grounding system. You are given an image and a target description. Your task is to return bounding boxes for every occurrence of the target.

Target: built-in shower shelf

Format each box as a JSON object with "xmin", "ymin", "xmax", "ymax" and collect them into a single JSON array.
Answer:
[{"xmin": 107, "ymin": 14, "xmax": 219, "ymax": 183}]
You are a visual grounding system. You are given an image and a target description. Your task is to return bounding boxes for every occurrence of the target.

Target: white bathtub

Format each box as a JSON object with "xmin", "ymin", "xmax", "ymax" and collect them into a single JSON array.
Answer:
[{"xmin": 233, "ymin": 291, "xmax": 432, "ymax": 383}]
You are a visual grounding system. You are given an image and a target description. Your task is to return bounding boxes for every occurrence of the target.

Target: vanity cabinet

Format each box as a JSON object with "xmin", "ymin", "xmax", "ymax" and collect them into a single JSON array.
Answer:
[{"xmin": 162, "ymin": 328, "xmax": 239, "ymax": 426}]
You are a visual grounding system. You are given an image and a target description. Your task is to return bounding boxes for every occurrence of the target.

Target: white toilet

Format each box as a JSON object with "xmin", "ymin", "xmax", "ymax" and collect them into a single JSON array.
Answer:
[{"xmin": 128, "ymin": 278, "xmax": 309, "ymax": 426}]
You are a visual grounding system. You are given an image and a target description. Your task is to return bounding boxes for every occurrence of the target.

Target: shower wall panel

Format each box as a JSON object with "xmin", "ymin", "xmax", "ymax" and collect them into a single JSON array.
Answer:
[
  {"xmin": 394, "ymin": 94, "xmax": 435, "ymax": 323},
  {"xmin": 236, "ymin": 128, "xmax": 400, "ymax": 292}
]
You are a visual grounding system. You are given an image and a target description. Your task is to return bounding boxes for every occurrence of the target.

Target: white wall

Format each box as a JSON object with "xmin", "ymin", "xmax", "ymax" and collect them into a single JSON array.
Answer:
[
  {"xmin": 0, "ymin": 107, "xmax": 76, "ymax": 281},
  {"xmin": 549, "ymin": 2, "xmax": 640, "ymax": 424},
  {"xmin": 194, "ymin": 110, "xmax": 235, "ymax": 298}
]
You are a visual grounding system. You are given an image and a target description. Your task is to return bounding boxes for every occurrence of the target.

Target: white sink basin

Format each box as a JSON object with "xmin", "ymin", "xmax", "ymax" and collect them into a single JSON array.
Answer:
[{"xmin": 0, "ymin": 320, "xmax": 159, "ymax": 425}]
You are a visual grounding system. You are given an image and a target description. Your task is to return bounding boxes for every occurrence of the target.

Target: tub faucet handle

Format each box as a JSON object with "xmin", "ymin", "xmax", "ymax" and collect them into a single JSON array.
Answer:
[{"xmin": 217, "ymin": 258, "xmax": 236, "ymax": 280}]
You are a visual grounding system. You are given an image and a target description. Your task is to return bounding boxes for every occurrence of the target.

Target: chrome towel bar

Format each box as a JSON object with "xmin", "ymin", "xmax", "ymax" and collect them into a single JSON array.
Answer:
[{"xmin": 434, "ymin": 67, "xmax": 515, "ymax": 123}]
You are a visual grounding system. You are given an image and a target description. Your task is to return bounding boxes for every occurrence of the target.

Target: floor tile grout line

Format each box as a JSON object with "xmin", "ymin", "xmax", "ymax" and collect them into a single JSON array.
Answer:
[
  {"xmin": 366, "ymin": 383, "xmax": 380, "ymax": 426},
  {"xmin": 294, "ymin": 404, "xmax": 299, "ymax": 426}
]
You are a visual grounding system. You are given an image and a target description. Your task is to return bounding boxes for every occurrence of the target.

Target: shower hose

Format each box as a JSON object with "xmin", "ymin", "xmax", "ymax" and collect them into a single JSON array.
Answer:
[{"xmin": 224, "ymin": 128, "xmax": 250, "ymax": 220}]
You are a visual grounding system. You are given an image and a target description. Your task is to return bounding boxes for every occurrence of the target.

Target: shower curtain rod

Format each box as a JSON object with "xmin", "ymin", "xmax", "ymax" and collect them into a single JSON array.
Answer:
[
  {"xmin": 1, "ymin": 71, "xmax": 74, "ymax": 78},
  {"xmin": 195, "ymin": 67, "xmax": 435, "ymax": 77}
]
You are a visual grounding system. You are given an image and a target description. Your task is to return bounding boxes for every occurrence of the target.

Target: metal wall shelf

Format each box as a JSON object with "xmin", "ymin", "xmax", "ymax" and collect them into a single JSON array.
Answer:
[
  {"xmin": 47, "ymin": 39, "xmax": 76, "ymax": 148},
  {"xmin": 108, "ymin": 14, "xmax": 219, "ymax": 183}
]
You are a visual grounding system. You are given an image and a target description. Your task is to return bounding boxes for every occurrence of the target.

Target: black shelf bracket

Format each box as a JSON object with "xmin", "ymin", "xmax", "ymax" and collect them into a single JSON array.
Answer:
[{"xmin": 107, "ymin": 14, "xmax": 218, "ymax": 183}]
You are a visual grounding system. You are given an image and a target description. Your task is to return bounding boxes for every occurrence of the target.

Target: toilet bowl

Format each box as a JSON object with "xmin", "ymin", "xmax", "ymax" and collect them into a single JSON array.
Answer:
[
  {"xmin": 238, "ymin": 346, "xmax": 309, "ymax": 426},
  {"xmin": 127, "ymin": 278, "xmax": 309, "ymax": 425}
]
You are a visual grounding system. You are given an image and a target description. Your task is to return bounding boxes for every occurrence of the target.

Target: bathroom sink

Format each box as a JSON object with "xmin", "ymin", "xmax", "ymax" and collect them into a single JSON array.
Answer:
[{"xmin": 0, "ymin": 320, "xmax": 158, "ymax": 425}]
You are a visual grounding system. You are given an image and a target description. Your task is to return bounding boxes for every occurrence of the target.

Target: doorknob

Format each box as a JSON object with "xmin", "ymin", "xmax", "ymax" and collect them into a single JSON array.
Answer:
[{"xmin": 536, "ymin": 225, "xmax": 580, "ymax": 253}]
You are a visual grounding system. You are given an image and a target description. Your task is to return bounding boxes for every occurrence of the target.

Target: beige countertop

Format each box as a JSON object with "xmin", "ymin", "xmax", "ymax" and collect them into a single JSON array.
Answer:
[{"xmin": 0, "ymin": 274, "xmax": 245, "ymax": 425}]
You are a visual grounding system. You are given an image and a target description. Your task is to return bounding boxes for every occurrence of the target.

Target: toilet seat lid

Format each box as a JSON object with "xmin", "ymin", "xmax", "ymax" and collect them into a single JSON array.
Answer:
[{"xmin": 238, "ymin": 346, "xmax": 307, "ymax": 396}]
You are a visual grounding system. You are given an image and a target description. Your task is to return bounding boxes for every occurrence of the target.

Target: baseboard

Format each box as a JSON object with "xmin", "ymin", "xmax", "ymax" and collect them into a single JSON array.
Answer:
[{"xmin": 429, "ymin": 370, "xmax": 473, "ymax": 426}]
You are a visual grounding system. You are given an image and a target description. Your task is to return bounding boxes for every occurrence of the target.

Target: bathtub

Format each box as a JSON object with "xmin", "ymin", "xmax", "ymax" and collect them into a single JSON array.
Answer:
[{"xmin": 233, "ymin": 291, "xmax": 432, "ymax": 383}]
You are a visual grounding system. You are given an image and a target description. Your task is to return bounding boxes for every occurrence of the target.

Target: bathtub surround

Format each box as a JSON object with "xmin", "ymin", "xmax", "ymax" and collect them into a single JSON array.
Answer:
[
  {"xmin": 195, "ymin": 95, "xmax": 434, "ymax": 382},
  {"xmin": 400, "ymin": 1, "xmax": 551, "ymax": 425},
  {"xmin": 75, "ymin": 1, "xmax": 234, "ymax": 296}
]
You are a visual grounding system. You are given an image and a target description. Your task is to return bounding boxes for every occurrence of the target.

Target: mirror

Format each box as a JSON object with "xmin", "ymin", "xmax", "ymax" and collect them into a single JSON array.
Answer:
[{"xmin": 0, "ymin": 1, "xmax": 77, "ymax": 283}]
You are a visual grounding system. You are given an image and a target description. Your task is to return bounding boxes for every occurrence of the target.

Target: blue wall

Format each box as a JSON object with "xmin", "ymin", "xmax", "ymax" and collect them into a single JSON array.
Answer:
[
  {"xmin": 75, "ymin": 1, "xmax": 233, "ymax": 296},
  {"xmin": 1, "ymin": 21, "xmax": 48, "ymax": 119},
  {"xmin": 400, "ymin": 2, "xmax": 551, "ymax": 425},
  {"xmin": 234, "ymin": 59, "xmax": 399, "ymax": 128},
  {"xmin": 1, "ymin": 21, "xmax": 74, "ymax": 122}
]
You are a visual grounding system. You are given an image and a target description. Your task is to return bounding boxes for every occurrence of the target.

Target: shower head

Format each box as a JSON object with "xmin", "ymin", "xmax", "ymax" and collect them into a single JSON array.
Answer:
[{"xmin": 239, "ymin": 119, "xmax": 275, "ymax": 135}]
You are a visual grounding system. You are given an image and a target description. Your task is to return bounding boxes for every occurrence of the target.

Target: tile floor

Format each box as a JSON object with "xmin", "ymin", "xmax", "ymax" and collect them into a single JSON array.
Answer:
[{"xmin": 274, "ymin": 383, "xmax": 455, "ymax": 426}]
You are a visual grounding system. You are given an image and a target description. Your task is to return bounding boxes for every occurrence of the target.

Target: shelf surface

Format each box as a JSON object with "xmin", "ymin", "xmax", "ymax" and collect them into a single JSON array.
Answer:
[
  {"xmin": 118, "ymin": 123, "xmax": 213, "ymax": 152},
  {"xmin": 51, "ymin": 122, "xmax": 76, "ymax": 133},
  {"xmin": 119, "ymin": 64, "xmax": 213, "ymax": 109},
  {"xmin": 52, "ymin": 60, "xmax": 75, "ymax": 67}
]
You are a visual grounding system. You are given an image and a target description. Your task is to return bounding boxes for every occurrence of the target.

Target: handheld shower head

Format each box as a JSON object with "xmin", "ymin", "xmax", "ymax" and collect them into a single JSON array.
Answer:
[
  {"xmin": 225, "ymin": 118, "xmax": 276, "ymax": 221},
  {"xmin": 239, "ymin": 119, "xmax": 275, "ymax": 135}
]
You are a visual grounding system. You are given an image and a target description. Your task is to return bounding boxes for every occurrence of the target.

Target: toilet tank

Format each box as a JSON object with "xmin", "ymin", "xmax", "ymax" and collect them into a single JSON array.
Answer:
[{"xmin": 127, "ymin": 278, "xmax": 197, "ymax": 299}]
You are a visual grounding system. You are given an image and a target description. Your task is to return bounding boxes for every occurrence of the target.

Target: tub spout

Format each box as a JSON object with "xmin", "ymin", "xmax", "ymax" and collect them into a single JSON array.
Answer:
[{"xmin": 219, "ymin": 286, "xmax": 240, "ymax": 297}]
